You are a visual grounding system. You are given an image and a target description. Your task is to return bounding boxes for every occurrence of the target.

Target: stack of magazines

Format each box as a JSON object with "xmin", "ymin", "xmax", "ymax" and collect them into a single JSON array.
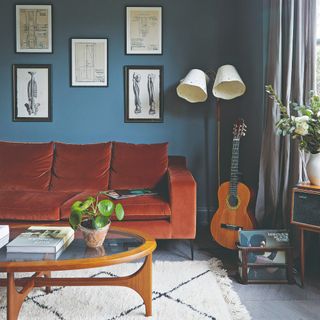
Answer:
[
  {"xmin": 0, "ymin": 225, "xmax": 9, "ymax": 249},
  {"xmin": 6, "ymin": 226, "xmax": 74, "ymax": 255},
  {"xmin": 238, "ymin": 229, "xmax": 290, "ymax": 281}
]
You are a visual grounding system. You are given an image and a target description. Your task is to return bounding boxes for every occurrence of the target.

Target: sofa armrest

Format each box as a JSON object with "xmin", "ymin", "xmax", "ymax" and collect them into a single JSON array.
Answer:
[{"xmin": 168, "ymin": 160, "xmax": 197, "ymax": 239}]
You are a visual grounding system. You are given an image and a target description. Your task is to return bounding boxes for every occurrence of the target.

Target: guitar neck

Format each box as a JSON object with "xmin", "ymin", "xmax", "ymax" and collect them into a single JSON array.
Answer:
[{"xmin": 229, "ymin": 138, "xmax": 240, "ymax": 196}]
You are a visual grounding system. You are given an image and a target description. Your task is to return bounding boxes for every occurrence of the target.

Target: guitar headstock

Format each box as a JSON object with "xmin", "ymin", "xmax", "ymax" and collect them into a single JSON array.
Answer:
[{"xmin": 233, "ymin": 118, "xmax": 247, "ymax": 139}]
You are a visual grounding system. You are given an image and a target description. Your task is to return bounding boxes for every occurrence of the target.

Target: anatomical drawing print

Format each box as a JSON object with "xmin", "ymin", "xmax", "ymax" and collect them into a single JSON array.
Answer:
[
  {"xmin": 125, "ymin": 66, "xmax": 163, "ymax": 123},
  {"xmin": 13, "ymin": 65, "xmax": 52, "ymax": 122}
]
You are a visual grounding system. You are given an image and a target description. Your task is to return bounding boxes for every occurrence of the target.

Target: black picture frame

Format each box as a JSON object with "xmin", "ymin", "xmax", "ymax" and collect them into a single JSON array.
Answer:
[
  {"xmin": 70, "ymin": 38, "xmax": 108, "ymax": 87},
  {"xmin": 125, "ymin": 6, "xmax": 163, "ymax": 55},
  {"xmin": 13, "ymin": 64, "xmax": 52, "ymax": 122},
  {"xmin": 124, "ymin": 65, "xmax": 163, "ymax": 123},
  {"xmin": 15, "ymin": 4, "xmax": 53, "ymax": 53}
]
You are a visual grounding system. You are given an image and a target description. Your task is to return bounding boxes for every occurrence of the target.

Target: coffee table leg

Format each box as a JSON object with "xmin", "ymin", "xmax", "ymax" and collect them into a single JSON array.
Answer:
[
  {"xmin": 7, "ymin": 272, "xmax": 42, "ymax": 320},
  {"xmin": 7, "ymin": 272, "xmax": 27, "ymax": 320},
  {"xmin": 142, "ymin": 253, "xmax": 152, "ymax": 317},
  {"xmin": 128, "ymin": 253, "xmax": 153, "ymax": 316},
  {"xmin": 44, "ymin": 271, "xmax": 52, "ymax": 293}
]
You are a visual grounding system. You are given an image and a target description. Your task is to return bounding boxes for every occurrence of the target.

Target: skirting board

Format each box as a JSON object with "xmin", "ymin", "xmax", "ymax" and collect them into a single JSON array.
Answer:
[{"xmin": 197, "ymin": 207, "xmax": 216, "ymax": 226}]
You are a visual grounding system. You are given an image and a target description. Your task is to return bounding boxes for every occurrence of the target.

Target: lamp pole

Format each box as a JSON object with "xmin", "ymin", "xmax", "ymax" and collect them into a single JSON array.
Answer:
[{"xmin": 216, "ymin": 98, "xmax": 221, "ymax": 187}]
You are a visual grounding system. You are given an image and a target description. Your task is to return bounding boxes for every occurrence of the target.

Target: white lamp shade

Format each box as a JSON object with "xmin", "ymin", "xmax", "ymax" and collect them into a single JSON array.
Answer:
[
  {"xmin": 176, "ymin": 69, "xmax": 209, "ymax": 103},
  {"xmin": 212, "ymin": 65, "xmax": 246, "ymax": 100}
]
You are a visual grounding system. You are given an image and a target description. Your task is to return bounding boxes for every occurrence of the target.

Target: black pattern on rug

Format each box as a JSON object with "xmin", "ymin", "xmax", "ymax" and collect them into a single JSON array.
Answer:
[{"xmin": 1, "ymin": 269, "xmax": 217, "ymax": 320}]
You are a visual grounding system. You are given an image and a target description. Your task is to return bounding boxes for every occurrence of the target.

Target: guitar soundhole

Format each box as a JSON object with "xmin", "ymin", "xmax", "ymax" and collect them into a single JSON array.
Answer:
[{"xmin": 228, "ymin": 194, "xmax": 239, "ymax": 208}]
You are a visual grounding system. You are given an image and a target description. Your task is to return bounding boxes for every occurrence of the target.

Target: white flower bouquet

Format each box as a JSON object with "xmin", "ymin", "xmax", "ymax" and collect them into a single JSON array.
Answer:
[{"xmin": 266, "ymin": 85, "xmax": 320, "ymax": 154}]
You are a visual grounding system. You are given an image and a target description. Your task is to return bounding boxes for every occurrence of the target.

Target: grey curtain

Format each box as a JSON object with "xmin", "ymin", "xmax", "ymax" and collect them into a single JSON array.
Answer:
[{"xmin": 255, "ymin": 0, "xmax": 316, "ymax": 227}]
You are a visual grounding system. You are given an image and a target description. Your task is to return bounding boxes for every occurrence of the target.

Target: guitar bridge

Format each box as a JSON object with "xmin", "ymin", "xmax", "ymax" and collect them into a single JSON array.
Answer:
[{"xmin": 221, "ymin": 223, "xmax": 242, "ymax": 231}]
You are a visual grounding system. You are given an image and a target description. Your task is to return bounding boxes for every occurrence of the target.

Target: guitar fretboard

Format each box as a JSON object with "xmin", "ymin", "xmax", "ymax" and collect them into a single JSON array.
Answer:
[{"xmin": 229, "ymin": 138, "xmax": 240, "ymax": 197}]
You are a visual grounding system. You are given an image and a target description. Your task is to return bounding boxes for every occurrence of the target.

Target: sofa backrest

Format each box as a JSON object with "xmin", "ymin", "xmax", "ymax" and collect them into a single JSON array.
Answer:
[
  {"xmin": 0, "ymin": 141, "xmax": 54, "ymax": 191},
  {"xmin": 109, "ymin": 142, "xmax": 168, "ymax": 189},
  {"xmin": 50, "ymin": 142, "xmax": 112, "ymax": 191},
  {"xmin": 0, "ymin": 141, "xmax": 170, "ymax": 192}
]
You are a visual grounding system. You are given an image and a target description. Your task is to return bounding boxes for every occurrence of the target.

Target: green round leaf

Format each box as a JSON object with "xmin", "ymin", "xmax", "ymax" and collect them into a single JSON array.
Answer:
[
  {"xmin": 71, "ymin": 201, "xmax": 83, "ymax": 212},
  {"xmin": 98, "ymin": 199, "xmax": 115, "ymax": 217},
  {"xmin": 69, "ymin": 210, "xmax": 82, "ymax": 230},
  {"xmin": 93, "ymin": 215, "xmax": 109, "ymax": 229},
  {"xmin": 80, "ymin": 197, "xmax": 95, "ymax": 210},
  {"xmin": 71, "ymin": 197, "xmax": 95, "ymax": 213},
  {"xmin": 115, "ymin": 203, "xmax": 125, "ymax": 221}
]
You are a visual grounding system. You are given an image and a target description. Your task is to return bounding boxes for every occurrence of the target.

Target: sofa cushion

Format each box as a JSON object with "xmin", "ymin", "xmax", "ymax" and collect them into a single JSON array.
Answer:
[
  {"xmin": 51, "ymin": 142, "xmax": 112, "ymax": 191},
  {"xmin": 0, "ymin": 191, "xmax": 77, "ymax": 221},
  {"xmin": 60, "ymin": 192, "xmax": 171, "ymax": 221},
  {"xmin": 110, "ymin": 142, "xmax": 168, "ymax": 189},
  {"xmin": 0, "ymin": 141, "xmax": 54, "ymax": 191},
  {"xmin": 112, "ymin": 196, "xmax": 171, "ymax": 221}
]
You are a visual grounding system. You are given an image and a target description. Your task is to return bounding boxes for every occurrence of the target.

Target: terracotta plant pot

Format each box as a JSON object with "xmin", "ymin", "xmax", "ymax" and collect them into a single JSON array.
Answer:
[{"xmin": 79, "ymin": 220, "xmax": 111, "ymax": 248}]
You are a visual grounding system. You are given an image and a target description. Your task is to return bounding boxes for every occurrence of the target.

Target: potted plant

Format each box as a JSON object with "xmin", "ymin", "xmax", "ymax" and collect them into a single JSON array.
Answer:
[
  {"xmin": 266, "ymin": 85, "xmax": 320, "ymax": 185},
  {"xmin": 69, "ymin": 192, "xmax": 124, "ymax": 248}
]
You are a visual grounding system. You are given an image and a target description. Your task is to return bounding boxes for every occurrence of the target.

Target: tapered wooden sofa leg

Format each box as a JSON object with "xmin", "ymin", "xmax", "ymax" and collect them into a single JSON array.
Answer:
[{"xmin": 189, "ymin": 240, "xmax": 194, "ymax": 260}]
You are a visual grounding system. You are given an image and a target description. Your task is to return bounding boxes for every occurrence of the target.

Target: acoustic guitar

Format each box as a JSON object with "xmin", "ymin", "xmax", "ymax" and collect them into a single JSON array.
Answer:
[{"xmin": 210, "ymin": 119, "xmax": 255, "ymax": 250}]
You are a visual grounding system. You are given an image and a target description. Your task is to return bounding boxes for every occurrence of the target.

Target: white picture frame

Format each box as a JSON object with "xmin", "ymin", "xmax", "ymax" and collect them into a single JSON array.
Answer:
[
  {"xmin": 13, "ymin": 64, "xmax": 52, "ymax": 122},
  {"xmin": 16, "ymin": 5, "xmax": 52, "ymax": 53},
  {"xmin": 71, "ymin": 38, "xmax": 108, "ymax": 87},
  {"xmin": 126, "ymin": 6, "xmax": 163, "ymax": 55}
]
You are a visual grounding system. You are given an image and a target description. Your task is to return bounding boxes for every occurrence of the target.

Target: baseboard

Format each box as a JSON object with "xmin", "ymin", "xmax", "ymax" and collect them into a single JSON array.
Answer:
[{"xmin": 197, "ymin": 207, "xmax": 216, "ymax": 226}]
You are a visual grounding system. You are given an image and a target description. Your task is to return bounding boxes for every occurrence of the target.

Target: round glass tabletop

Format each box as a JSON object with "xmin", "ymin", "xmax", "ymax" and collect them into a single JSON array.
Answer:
[{"xmin": 0, "ymin": 227, "xmax": 146, "ymax": 264}]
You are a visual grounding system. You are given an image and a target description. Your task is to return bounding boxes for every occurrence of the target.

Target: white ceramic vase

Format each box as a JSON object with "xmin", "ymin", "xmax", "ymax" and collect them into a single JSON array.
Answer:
[{"xmin": 306, "ymin": 153, "xmax": 320, "ymax": 186}]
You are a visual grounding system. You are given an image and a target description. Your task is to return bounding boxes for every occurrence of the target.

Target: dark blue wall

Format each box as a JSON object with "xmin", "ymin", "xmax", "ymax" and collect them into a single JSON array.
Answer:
[{"xmin": 0, "ymin": 0, "xmax": 264, "ymax": 221}]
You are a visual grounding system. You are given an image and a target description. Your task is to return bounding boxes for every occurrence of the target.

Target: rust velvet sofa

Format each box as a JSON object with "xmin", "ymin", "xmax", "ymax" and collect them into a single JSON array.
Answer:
[{"xmin": 0, "ymin": 141, "xmax": 197, "ymax": 240}]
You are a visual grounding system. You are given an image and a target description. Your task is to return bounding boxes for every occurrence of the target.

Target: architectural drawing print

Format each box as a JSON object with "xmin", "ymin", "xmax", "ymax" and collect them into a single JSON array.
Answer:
[
  {"xmin": 16, "ymin": 5, "xmax": 52, "ymax": 53},
  {"xmin": 71, "ymin": 39, "xmax": 108, "ymax": 86},
  {"xmin": 126, "ymin": 7, "xmax": 162, "ymax": 54}
]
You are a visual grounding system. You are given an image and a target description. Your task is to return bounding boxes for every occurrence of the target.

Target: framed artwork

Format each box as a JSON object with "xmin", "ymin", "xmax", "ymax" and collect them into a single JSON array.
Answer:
[
  {"xmin": 124, "ymin": 65, "xmax": 163, "ymax": 123},
  {"xmin": 16, "ymin": 4, "xmax": 52, "ymax": 53},
  {"xmin": 125, "ymin": 6, "xmax": 162, "ymax": 55},
  {"xmin": 71, "ymin": 38, "xmax": 108, "ymax": 87},
  {"xmin": 13, "ymin": 64, "xmax": 52, "ymax": 122}
]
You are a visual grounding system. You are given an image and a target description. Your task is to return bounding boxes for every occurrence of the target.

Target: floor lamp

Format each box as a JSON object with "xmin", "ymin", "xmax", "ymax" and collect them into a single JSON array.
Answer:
[{"xmin": 176, "ymin": 65, "xmax": 246, "ymax": 187}]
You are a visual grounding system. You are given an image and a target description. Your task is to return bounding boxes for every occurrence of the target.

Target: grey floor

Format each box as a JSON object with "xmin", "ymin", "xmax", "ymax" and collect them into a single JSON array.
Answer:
[{"xmin": 154, "ymin": 226, "xmax": 320, "ymax": 320}]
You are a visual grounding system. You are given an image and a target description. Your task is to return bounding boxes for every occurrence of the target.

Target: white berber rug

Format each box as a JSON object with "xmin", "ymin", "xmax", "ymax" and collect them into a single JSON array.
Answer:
[{"xmin": 0, "ymin": 258, "xmax": 251, "ymax": 320}]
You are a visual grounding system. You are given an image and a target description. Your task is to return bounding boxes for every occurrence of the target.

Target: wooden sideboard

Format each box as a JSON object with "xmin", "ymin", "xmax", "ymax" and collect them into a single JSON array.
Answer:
[{"xmin": 291, "ymin": 183, "xmax": 320, "ymax": 287}]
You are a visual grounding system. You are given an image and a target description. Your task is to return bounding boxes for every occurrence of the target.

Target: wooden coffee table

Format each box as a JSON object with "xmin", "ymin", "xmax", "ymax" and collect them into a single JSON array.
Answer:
[{"xmin": 0, "ymin": 226, "xmax": 157, "ymax": 320}]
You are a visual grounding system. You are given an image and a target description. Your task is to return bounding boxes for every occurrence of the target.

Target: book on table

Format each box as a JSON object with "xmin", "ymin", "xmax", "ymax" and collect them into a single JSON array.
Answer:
[
  {"xmin": 0, "ymin": 225, "xmax": 9, "ymax": 238},
  {"xmin": 6, "ymin": 247, "xmax": 65, "ymax": 261},
  {"xmin": 0, "ymin": 225, "xmax": 9, "ymax": 249},
  {"xmin": 6, "ymin": 226, "xmax": 74, "ymax": 253},
  {"xmin": 105, "ymin": 189, "xmax": 158, "ymax": 200}
]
